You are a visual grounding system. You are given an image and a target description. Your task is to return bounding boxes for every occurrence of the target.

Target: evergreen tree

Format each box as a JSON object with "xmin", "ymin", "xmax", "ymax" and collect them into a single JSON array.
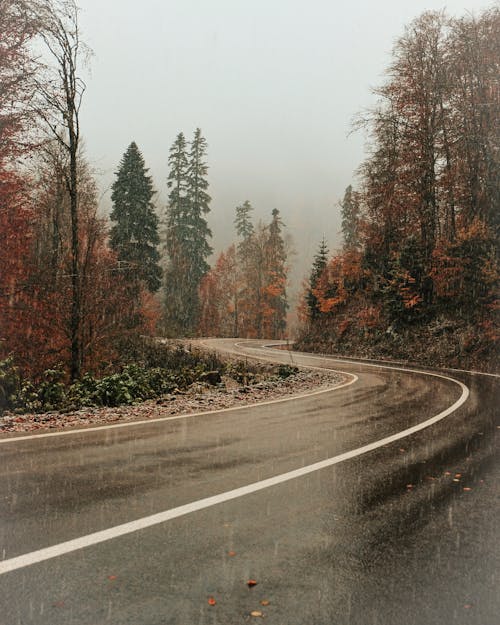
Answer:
[
  {"xmin": 110, "ymin": 141, "xmax": 162, "ymax": 293},
  {"xmin": 235, "ymin": 200, "xmax": 254, "ymax": 241},
  {"xmin": 164, "ymin": 129, "xmax": 212, "ymax": 335},
  {"xmin": 263, "ymin": 208, "xmax": 288, "ymax": 338},
  {"xmin": 164, "ymin": 132, "xmax": 189, "ymax": 335},
  {"xmin": 185, "ymin": 127, "xmax": 213, "ymax": 306},
  {"xmin": 233, "ymin": 200, "xmax": 255, "ymax": 336},
  {"xmin": 340, "ymin": 185, "xmax": 361, "ymax": 251},
  {"xmin": 306, "ymin": 237, "xmax": 329, "ymax": 320}
]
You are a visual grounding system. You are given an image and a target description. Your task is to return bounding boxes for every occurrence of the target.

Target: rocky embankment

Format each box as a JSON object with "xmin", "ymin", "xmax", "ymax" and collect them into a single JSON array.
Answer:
[{"xmin": 0, "ymin": 368, "xmax": 345, "ymax": 434}]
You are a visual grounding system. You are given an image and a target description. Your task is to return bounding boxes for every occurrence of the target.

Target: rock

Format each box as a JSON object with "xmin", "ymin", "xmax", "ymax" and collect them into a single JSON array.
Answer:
[{"xmin": 199, "ymin": 370, "xmax": 222, "ymax": 385}]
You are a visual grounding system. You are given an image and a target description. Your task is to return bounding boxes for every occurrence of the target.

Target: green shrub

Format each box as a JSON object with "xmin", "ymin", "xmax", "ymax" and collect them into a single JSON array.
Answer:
[
  {"xmin": 277, "ymin": 364, "xmax": 299, "ymax": 378},
  {"xmin": 0, "ymin": 357, "xmax": 22, "ymax": 411}
]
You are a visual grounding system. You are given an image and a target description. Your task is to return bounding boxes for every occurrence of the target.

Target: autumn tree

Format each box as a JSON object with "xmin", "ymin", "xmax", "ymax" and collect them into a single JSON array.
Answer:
[
  {"xmin": 198, "ymin": 245, "xmax": 238, "ymax": 337},
  {"xmin": 0, "ymin": 0, "xmax": 39, "ymax": 157},
  {"xmin": 33, "ymin": 0, "xmax": 89, "ymax": 379},
  {"xmin": 110, "ymin": 141, "xmax": 162, "ymax": 294},
  {"xmin": 298, "ymin": 7, "xmax": 499, "ymax": 369},
  {"xmin": 0, "ymin": 1, "xmax": 38, "ymax": 367},
  {"xmin": 230, "ymin": 205, "xmax": 289, "ymax": 338}
]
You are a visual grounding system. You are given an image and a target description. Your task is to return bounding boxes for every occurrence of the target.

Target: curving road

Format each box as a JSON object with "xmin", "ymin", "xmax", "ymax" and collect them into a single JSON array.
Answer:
[{"xmin": 0, "ymin": 339, "xmax": 498, "ymax": 625}]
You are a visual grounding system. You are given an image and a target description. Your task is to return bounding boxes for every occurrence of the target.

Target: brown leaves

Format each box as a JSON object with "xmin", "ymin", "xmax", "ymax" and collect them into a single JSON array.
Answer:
[
  {"xmin": 250, "ymin": 610, "xmax": 264, "ymax": 617},
  {"xmin": 207, "ymin": 597, "xmax": 216, "ymax": 606},
  {"xmin": 247, "ymin": 579, "xmax": 258, "ymax": 588},
  {"xmin": 51, "ymin": 600, "xmax": 65, "ymax": 608}
]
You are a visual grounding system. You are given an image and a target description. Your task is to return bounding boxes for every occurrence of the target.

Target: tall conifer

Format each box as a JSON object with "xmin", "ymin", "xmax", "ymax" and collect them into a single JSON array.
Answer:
[
  {"xmin": 110, "ymin": 141, "xmax": 162, "ymax": 293},
  {"xmin": 164, "ymin": 129, "xmax": 212, "ymax": 335},
  {"xmin": 263, "ymin": 208, "xmax": 288, "ymax": 338},
  {"xmin": 306, "ymin": 237, "xmax": 329, "ymax": 320},
  {"xmin": 340, "ymin": 185, "xmax": 361, "ymax": 251}
]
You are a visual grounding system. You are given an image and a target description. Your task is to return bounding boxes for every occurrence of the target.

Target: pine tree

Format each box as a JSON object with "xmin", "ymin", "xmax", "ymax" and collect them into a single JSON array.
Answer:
[
  {"xmin": 263, "ymin": 208, "xmax": 288, "ymax": 338},
  {"xmin": 185, "ymin": 128, "xmax": 212, "ymax": 320},
  {"xmin": 306, "ymin": 237, "xmax": 329, "ymax": 320},
  {"xmin": 235, "ymin": 200, "xmax": 254, "ymax": 241},
  {"xmin": 340, "ymin": 185, "xmax": 360, "ymax": 251},
  {"xmin": 234, "ymin": 200, "xmax": 255, "ymax": 336},
  {"xmin": 110, "ymin": 142, "xmax": 162, "ymax": 293},
  {"xmin": 164, "ymin": 129, "xmax": 212, "ymax": 335},
  {"xmin": 164, "ymin": 132, "xmax": 189, "ymax": 335}
]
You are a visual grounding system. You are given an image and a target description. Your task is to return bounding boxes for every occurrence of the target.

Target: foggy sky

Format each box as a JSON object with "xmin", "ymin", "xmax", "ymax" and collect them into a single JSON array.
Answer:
[{"xmin": 78, "ymin": 0, "xmax": 493, "ymax": 290}]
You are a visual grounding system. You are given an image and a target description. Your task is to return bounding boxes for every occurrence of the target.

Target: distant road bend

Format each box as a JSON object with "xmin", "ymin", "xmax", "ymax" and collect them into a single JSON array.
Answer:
[{"xmin": 0, "ymin": 339, "xmax": 498, "ymax": 625}]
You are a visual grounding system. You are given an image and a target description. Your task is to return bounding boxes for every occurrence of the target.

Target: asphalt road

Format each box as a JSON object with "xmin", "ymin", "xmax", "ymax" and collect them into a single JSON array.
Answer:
[{"xmin": 0, "ymin": 340, "xmax": 498, "ymax": 625}]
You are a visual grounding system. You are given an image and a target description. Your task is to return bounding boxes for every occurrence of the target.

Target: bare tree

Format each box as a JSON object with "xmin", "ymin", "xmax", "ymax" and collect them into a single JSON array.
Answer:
[{"xmin": 33, "ymin": 0, "xmax": 90, "ymax": 379}]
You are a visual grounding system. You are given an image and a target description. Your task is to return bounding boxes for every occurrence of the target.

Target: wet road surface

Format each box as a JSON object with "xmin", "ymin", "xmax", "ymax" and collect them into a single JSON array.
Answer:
[{"xmin": 0, "ymin": 340, "xmax": 498, "ymax": 624}]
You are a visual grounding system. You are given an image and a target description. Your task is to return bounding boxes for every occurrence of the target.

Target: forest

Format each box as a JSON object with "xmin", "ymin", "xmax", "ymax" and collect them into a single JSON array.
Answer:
[
  {"xmin": 0, "ymin": 0, "xmax": 288, "ymax": 394},
  {"xmin": 298, "ymin": 7, "xmax": 499, "ymax": 372},
  {"xmin": 0, "ymin": 0, "xmax": 498, "ymax": 412}
]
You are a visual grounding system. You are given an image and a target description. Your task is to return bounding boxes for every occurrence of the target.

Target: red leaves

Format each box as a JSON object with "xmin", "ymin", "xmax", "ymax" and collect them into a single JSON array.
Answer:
[
  {"xmin": 247, "ymin": 579, "xmax": 258, "ymax": 588},
  {"xmin": 207, "ymin": 597, "xmax": 216, "ymax": 606}
]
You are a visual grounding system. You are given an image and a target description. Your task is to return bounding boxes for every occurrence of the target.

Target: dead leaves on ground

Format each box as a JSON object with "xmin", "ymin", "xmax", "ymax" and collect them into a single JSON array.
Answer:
[{"xmin": 205, "ymin": 578, "xmax": 269, "ymax": 616}]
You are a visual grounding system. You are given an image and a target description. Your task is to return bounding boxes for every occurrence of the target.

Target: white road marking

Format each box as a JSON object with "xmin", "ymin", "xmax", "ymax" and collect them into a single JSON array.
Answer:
[
  {"xmin": 0, "ymin": 358, "xmax": 469, "ymax": 575},
  {"xmin": 0, "ymin": 374, "xmax": 356, "ymax": 444}
]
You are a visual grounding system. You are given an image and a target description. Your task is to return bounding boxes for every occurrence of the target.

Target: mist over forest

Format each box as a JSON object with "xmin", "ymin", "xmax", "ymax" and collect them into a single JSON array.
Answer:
[{"xmin": 0, "ymin": 0, "xmax": 498, "ymax": 408}]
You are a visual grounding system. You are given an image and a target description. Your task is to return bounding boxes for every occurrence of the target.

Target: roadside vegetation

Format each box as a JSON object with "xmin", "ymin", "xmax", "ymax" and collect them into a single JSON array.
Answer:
[{"xmin": 0, "ymin": 340, "xmax": 299, "ymax": 415}]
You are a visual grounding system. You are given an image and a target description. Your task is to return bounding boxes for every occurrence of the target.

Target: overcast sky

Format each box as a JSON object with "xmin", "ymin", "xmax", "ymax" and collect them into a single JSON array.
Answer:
[{"xmin": 78, "ymin": 0, "xmax": 493, "ymax": 286}]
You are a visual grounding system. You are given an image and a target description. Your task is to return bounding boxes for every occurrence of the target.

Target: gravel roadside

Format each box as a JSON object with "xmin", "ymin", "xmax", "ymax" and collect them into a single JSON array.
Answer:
[{"xmin": 0, "ymin": 368, "xmax": 346, "ymax": 435}]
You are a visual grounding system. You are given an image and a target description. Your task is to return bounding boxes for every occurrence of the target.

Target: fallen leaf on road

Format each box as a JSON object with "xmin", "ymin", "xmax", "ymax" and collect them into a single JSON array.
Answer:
[
  {"xmin": 228, "ymin": 550, "xmax": 236, "ymax": 557},
  {"xmin": 247, "ymin": 579, "xmax": 258, "ymax": 587},
  {"xmin": 444, "ymin": 471, "xmax": 451, "ymax": 476},
  {"xmin": 455, "ymin": 473, "xmax": 462, "ymax": 478},
  {"xmin": 260, "ymin": 599, "xmax": 270, "ymax": 606},
  {"xmin": 107, "ymin": 575, "xmax": 117, "ymax": 581},
  {"xmin": 463, "ymin": 487, "xmax": 472, "ymax": 491},
  {"xmin": 463, "ymin": 604, "xmax": 473, "ymax": 609},
  {"xmin": 250, "ymin": 610, "xmax": 263, "ymax": 617},
  {"xmin": 208, "ymin": 597, "xmax": 216, "ymax": 606}
]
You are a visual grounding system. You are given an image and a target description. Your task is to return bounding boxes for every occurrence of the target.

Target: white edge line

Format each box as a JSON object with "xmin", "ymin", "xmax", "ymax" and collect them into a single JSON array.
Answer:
[
  {"xmin": 0, "ymin": 370, "xmax": 357, "ymax": 444},
  {"xmin": 238, "ymin": 341, "xmax": 493, "ymax": 388},
  {"xmin": 254, "ymin": 340, "xmax": 500, "ymax": 379},
  {"xmin": 0, "ymin": 371, "xmax": 469, "ymax": 576}
]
